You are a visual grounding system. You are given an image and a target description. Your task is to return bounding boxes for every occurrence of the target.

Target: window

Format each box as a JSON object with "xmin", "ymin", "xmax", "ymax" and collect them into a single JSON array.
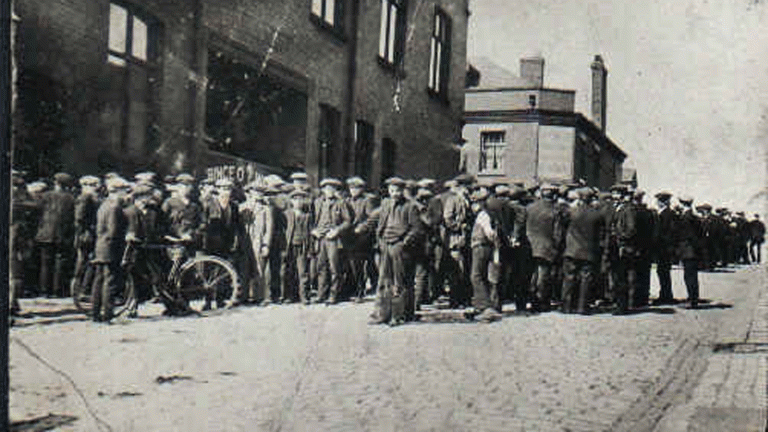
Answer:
[
  {"xmin": 354, "ymin": 121, "xmax": 374, "ymax": 180},
  {"xmin": 479, "ymin": 131, "xmax": 505, "ymax": 173},
  {"xmin": 104, "ymin": 2, "xmax": 160, "ymax": 156},
  {"xmin": 381, "ymin": 138, "xmax": 396, "ymax": 182},
  {"xmin": 311, "ymin": 0, "xmax": 344, "ymax": 33},
  {"xmin": 108, "ymin": 3, "xmax": 155, "ymax": 66},
  {"xmin": 378, "ymin": 0, "xmax": 406, "ymax": 68},
  {"xmin": 318, "ymin": 104, "xmax": 341, "ymax": 179},
  {"xmin": 428, "ymin": 8, "xmax": 451, "ymax": 98}
]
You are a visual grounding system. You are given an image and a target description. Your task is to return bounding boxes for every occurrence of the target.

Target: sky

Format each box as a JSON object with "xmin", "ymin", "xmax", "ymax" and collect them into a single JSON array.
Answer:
[{"xmin": 467, "ymin": 0, "xmax": 768, "ymax": 214}]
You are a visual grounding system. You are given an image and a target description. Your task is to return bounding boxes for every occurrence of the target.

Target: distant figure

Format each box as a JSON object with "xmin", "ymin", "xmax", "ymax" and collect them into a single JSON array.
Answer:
[
  {"xmin": 35, "ymin": 172, "xmax": 75, "ymax": 298},
  {"xmin": 750, "ymin": 214, "xmax": 765, "ymax": 264}
]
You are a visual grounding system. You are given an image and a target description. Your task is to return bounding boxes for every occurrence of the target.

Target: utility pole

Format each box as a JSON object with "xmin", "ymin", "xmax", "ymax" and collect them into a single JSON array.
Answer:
[{"xmin": 1, "ymin": 0, "xmax": 14, "ymax": 429}]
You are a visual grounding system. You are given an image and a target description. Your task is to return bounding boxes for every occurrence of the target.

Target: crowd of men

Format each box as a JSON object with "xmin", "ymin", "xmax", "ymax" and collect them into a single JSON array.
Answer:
[{"xmin": 9, "ymin": 169, "xmax": 766, "ymax": 325}]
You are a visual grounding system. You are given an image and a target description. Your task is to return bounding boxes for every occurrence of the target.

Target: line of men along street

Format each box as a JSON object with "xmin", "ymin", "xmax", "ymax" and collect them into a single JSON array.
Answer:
[{"xmin": 9, "ymin": 168, "xmax": 766, "ymax": 325}]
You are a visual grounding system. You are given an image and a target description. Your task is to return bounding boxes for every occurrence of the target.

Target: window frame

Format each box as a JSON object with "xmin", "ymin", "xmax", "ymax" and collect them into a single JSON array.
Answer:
[
  {"xmin": 310, "ymin": 0, "xmax": 346, "ymax": 40},
  {"xmin": 427, "ymin": 7, "xmax": 451, "ymax": 102},
  {"xmin": 378, "ymin": 0, "xmax": 407, "ymax": 73},
  {"xmin": 353, "ymin": 120, "xmax": 375, "ymax": 180},
  {"xmin": 479, "ymin": 130, "xmax": 506, "ymax": 174},
  {"xmin": 107, "ymin": 1, "xmax": 159, "ymax": 68}
]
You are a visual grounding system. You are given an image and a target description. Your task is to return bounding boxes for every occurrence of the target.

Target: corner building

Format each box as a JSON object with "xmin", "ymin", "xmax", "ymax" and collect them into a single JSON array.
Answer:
[{"xmin": 13, "ymin": 0, "xmax": 469, "ymax": 186}]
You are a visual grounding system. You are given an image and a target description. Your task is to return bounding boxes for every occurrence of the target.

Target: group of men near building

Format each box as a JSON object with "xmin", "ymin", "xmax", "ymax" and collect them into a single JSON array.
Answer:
[{"xmin": 9, "ymin": 169, "xmax": 766, "ymax": 325}]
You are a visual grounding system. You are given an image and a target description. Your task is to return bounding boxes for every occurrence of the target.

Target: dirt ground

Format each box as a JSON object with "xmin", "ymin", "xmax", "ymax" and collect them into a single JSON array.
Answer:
[{"xmin": 9, "ymin": 265, "xmax": 765, "ymax": 432}]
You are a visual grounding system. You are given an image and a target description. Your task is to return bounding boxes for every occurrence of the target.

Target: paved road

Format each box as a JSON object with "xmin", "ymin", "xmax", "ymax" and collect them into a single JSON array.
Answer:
[{"xmin": 9, "ymin": 264, "xmax": 766, "ymax": 432}]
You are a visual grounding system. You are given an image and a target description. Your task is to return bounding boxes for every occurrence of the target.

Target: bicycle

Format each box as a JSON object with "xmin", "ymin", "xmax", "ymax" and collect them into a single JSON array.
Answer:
[{"xmin": 72, "ymin": 236, "xmax": 240, "ymax": 317}]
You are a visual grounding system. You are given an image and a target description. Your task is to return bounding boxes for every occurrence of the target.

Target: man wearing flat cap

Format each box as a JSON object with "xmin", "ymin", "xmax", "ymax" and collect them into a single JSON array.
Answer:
[
  {"xmin": 676, "ymin": 195, "xmax": 701, "ymax": 308},
  {"xmin": 413, "ymin": 178, "xmax": 444, "ymax": 306},
  {"xmin": 442, "ymin": 175, "xmax": 472, "ymax": 308},
  {"xmin": 199, "ymin": 178, "xmax": 240, "ymax": 309},
  {"xmin": 560, "ymin": 187, "xmax": 604, "ymax": 314},
  {"xmin": 345, "ymin": 177, "xmax": 377, "ymax": 302},
  {"xmin": 10, "ymin": 172, "xmax": 37, "ymax": 314},
  {"xmin": 312, "ymin": 178, "xmax": 353, "ymax": 304},
  {"xmin": 608, "ymin": 184, "xmax": 640, "ymax": 314},
  {"xmin": 372, "ymin": 177, "xmax": 423, "ymax": 325},
  {"xmin": 525, "ymin": 183, "xmax": 559, "ymax": 312},
  {"xmin": 652, "ymin": 192, "xmax": 677, "ymax": 304},
  {"xmin": 749, "ymin": 214, "xmax": 765, "ymax": 264},
  {"xmin": 72, "ymin": 175, "xmax": 102, "ymax": 300},
  {"xmin": 122, "ymin": 183, "xmax": 163, "ymax": 317},
  {"xmin": 35, "ymin": 172, "xmax": 76, "ymax": 297},
  {"xmin": 91, "ymin": 177, "xmax": 130, "ymax": 322}
]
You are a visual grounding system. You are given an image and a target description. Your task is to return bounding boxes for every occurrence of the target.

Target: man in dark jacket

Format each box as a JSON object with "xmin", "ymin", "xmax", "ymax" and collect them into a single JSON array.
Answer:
[
  {"xmin": 284, "ymin": 188, "xmax": 314, "ymax": 304},
  {"xmin": 346, "ymin": 176, "xmax": 377, "ymax": 302},
  {"xmin": 677, "ymin": 196, "xmax": 701, "ymax": 308},
  {"xmin": 633, "ymin": 190, "xmax": 655, "ymax": 307},
  {"xmin": 749, "ymin": 214, "xmax": 765, "ymax": 264},
  {"xmin": 372, "ymin": 177, "xmax": 424, "ymax": 326},
  {"xmin": 123, "ymin": 183, "xmax": 163, "ymax": 316},
  {"xmin": 91, "ymin": 177, "xmax": 130, "ymax": 323},
  {"xmin": 653, "ymin": 192, "xmax": 677, "ymax": 304},
  {"xmin": 72, "ymin": 175, "xmax": 101, "ymax": 297},
  {"xmin": 35, "ymin": 172, "xmax": 76, "ymax": 297},
  {"xmin": 562, "ymin": 188, "xmax": 604, "ymax": 314},
  {"xmin": 611, "ymin": 185, "xmax": 638, "ymax": 314},
  {"xmin": 312, "ymin": 178, "xmax": 353, "ymax": 304},
  {"xmin": 526, "ymin": 184, "xmax": 559, "ymax": 312}
]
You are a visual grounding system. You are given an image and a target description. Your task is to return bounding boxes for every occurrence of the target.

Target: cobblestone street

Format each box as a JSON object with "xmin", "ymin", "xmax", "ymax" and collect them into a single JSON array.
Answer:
[{"xmin": 9, "ymin": 264, "xmax": 767, "ymax": 432}]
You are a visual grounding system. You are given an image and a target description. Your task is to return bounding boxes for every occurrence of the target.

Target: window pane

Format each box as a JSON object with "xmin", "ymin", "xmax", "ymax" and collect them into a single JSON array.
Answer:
[
  {"xmin": 378, "ymin": 0, "xmax": 388, "ymax": 59},
  {"xmin": 428, "ymin": 38, "xmax": 436, "ymax": 89},
  {"xmin": 312, "ymin": 0, "xmax": 323, "ymax": 17},
  {"xmin": 108, "ymin": 53, "xmax": 126, "ymax": 66},
  {"xmin": 434, "ymin": 13, "xmax": 441, "ymax": 38},
  {"xmin": 324, "ymin": 0, "xmax": 335, "ymax": 25},
  {"xmin": 132, "ymin": 16, "xmax": 148, "ymax": 61},
  {"xmin": 109, "ymin": 3, "xmax": 128, "ymax": 54},
  {"xmin": 434, "ymin": 43, "xmax": 442, "ymax": 90},
  {"xmin": 387, "ymin": 4, "xmax": 397, "ymax": 63}
]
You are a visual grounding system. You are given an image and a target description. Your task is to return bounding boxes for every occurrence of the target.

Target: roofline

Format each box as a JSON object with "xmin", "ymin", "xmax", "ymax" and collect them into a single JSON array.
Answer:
[{"xmin": 466, "ymin": 87, "xmax": 576, "ymax": 95}]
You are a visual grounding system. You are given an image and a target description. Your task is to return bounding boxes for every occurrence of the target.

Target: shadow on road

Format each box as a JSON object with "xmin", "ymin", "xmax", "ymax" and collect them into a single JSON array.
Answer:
[{"xmin": 10, "ymin": 413, "xmax": 78, "ymax": 431}]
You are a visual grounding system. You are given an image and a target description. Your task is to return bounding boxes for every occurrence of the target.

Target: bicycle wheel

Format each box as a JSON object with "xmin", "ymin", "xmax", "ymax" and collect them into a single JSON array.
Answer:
[{"xmin": 175, "ymin": 255, "xmax": 240, "ymax": 313}]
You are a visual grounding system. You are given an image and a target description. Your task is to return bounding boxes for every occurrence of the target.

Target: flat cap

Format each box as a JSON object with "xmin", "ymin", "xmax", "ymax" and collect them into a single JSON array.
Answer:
[
  {"xmin": 454, "ymin": 173, "xmax": 474, "ymax": 185},
  {"xmin": 384, "ymin": 177, "xmax": 406, "ymax": 187},
  {"xmin": 443, "ymin": 179, "xmax": 458, "ymax": 189},
  {"xmin": 264, "ymin": 174, "xmax": 285, "ymax": 187},
  {"xmin": 417, "ymin": 178, "xmax": 436, "ymax": 189},
  {"xmin": 494, "ymin": 184, "xmax": 511, "ymax": 197},
  {"xmin": 508, "ymin": 185, "xmax": 526, "ymax": 200},
  {"xmin": 346, "ymin": 176, "xmax": 366, "ymax": 187},
  {"xmin": 290, "ymin": 172, "xmax": 309, "ymax": 182},
  {"xmin": 79, "ymin": 175, "xmax": 101, "ymax": 186},
  {"xmin": 655, "ymin": 191, "xmax": 672, "ymax": 200},
  {"xmin": 131, "ymin": 184, "xmax": 153, "ymax": 196},
  {"xmin": 697, "ymin": 203, "xmax": 712, "ymax": 211},
  {"xmin": 610, "ymin": 184, "xmax": 628, "ymax": 193},
  {"xmin": 27, "ymin": 181, "xmax": 48, "ymax": 194},
  {"xmin": 135, "ymin": 172, "xmax": 157, "ymax": 183},
  {"xmin": 678, "ymin": 195, "xmax": 694, "ymax": 205},
  {"xmin": 175, "ymin": 173, "xmax": 195, "ymax": 184},
  {"xmin": 319, "ymin": 177, "xmax": 343, "ymax": 188},
  {"xmin": 416, "ymin": 188, "xmax": 434, "ymax": 200},
  {"xmin": 106, "ymin": 176, "xmax": 130, "ymax": 191},
  {"xmin": 471, "ymin": 188, "xmax": 490, "ymax": 202},
  {"xmin": 633, "ymin": 189, "xmax": 646, "ymax": 199},
  {"xmin": 53, "ymin": 172, "xmax": 73, "ymax": 185},
  {"xmin": 215, "ymin": 177, "xmax": 234, "ymax": 188}
]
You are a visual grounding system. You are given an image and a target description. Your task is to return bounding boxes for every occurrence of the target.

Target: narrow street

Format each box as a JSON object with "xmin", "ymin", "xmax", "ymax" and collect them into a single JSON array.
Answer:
[{"xmin": 9, "ymin": 264, "xmax": 767, "ymax": 432}]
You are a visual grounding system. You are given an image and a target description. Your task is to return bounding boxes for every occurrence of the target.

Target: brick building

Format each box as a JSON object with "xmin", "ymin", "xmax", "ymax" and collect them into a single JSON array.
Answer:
[
  {"xmin": 12, "ymin": 0, "xmax": 469, "ymax": 186},
  {"xmin": 462, "ymin": 55, "xmax": 626, "ymax": 189}
]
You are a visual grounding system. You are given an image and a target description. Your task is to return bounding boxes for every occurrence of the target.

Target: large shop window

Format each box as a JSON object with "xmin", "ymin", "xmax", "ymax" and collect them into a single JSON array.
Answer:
[
  {"xmin": 205, "ymin": 50, "xmax": 308, "ymax": 170},
  {"xmin": 104, "ymin": 2, "xmax": 160, "ymax": 156},
  {"xmin": 427, "ymin": 8, "xmax": 451, "ymax": 99},
  {"xmin": 479, "ymin": 131, "xmax": 505, "ymax": 174},
  {"xmin": 354, "ymin": 121, "xmax": 374, "ymax": 180},
  {"xmin": 378, "ymin": 0, "xmax": 406, "ymax": 69}
]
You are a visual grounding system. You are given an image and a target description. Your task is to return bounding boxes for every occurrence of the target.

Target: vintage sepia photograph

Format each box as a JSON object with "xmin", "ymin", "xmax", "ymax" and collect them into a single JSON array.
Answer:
[{"xmin": 4, "ymin": 0, "xmax": 768, "ymax": 430}]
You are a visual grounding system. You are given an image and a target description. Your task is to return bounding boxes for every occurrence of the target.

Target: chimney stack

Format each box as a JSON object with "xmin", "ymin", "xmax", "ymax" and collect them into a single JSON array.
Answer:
[
  {"xmin": 520, "ymin": 57, "xmax": 545, "ymax": 88},
  {"xmin": 591, "ymin": 55, "xmax": 608, "ymax": 132}
]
